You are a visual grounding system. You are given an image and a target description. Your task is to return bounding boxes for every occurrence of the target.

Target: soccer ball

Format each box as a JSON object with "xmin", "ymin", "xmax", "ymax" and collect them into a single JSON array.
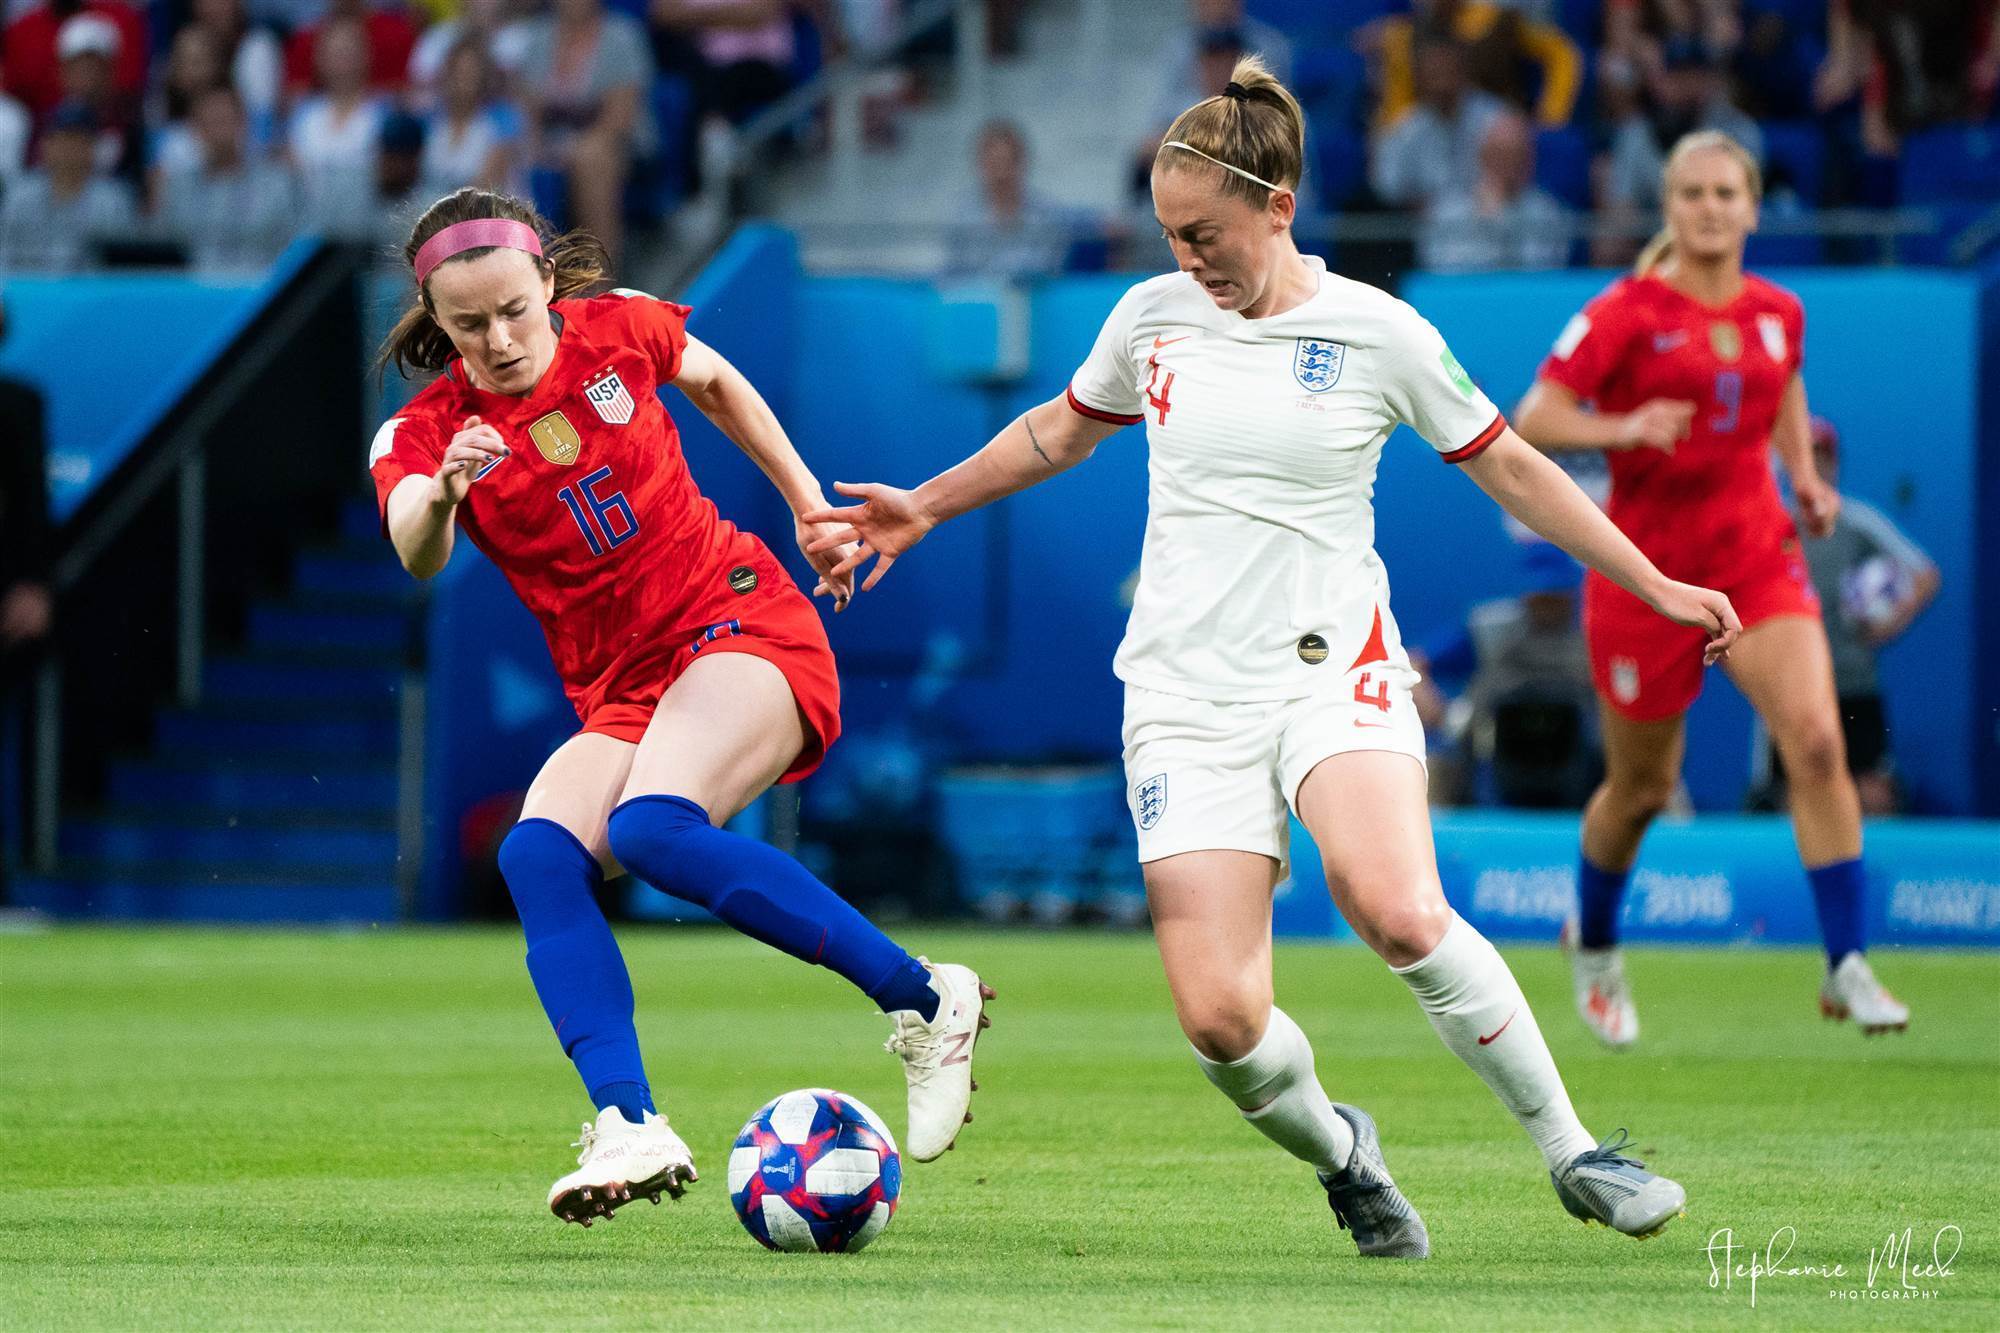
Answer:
[{"xmin": 728, "ymin": 1089, "xmax": 901, "ymax": 1252}]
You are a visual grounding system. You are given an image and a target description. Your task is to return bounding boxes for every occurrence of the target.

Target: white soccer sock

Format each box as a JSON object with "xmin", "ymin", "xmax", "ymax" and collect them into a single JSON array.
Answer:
[
  {"xmin": 1193, "ymin": 1006, "xmax": 1356, "ymax": 1174},
  {"xmin": 1393, "ymin": 914, "xmax": 1597, "ymax": 1171}
]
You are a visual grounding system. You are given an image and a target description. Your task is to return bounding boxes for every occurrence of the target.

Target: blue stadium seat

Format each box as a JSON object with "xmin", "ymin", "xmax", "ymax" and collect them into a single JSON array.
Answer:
[
  {"xmin": 1248, "ymin": 0, "xmax": 1398, "ymax": 37},
  {"xmin": 1535, "ymin": 125, "xmax": 1592, "ymax": 209},
  {"xmin": 1760, "ymin": 119, "xmax": 1827, "ymax": 205},
  {"xmin": 1311, "ymin": 122, "xmax": 1369, "ymax": 210},
  {"xmin": 1745, "ymin": 0, "xmax": 1831, "ymax": 38},
  {"xmin": 1900, "ymin": 126, "xmax": 2000, "ymax": 203},
  {"xmin": 1896, "ymin": 128, "xmax": 2000, "ymax": 260},
  {"xmin": 1556, "ymin": 0, "xmax": 1602, "ymax": 42}
]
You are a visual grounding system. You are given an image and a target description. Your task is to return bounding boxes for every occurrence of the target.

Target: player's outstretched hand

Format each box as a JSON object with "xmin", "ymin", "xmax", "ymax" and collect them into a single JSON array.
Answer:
[
  {"xmin": 1650, "ymin": 580, "xmax": 1742, "ymax": 665},
  {"xmin": 1617, "ymin": 399, "xmax": 1695, "ymax": 453},
  {"xmin": 795, "ymin": 510, "xmax": 857, "ymax": 612},
  {"xmin": 432, "ymin": 416, "xmax": 508, "ymax": 506},
  {"xmin": 799, "ymin": 482, "xmax": 937, "ymax": 593},
  {"xmin": 1793, "ymin": 471, "xmax": 1842, "ymax": 538}
]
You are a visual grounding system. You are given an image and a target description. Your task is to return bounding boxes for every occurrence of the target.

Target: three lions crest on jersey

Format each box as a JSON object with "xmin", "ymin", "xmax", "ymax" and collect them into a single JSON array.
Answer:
[{"xmin": 1293, "ymin": 338, "xmax": 1345, "ymax": 392}]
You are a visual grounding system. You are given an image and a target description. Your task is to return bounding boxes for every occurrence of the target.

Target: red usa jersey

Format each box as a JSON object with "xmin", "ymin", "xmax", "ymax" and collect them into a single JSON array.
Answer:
[
  {"xmin": 1537, "ymin": 271, "xmax": 1805, "ymax": 584},
  {"xmin": 368, "ymin": 291, "xmax": 787, "ymax": 700}
]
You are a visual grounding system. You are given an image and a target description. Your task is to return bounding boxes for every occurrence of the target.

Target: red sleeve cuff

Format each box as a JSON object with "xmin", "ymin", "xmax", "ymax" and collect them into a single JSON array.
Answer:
[
  {"xmin": 1440, "ymin": 412, "xmax": 1507, "ymax": 464},
  {"xmin": 1066, "ymin": 384, "xmax": 1143, "ymax": 426}
]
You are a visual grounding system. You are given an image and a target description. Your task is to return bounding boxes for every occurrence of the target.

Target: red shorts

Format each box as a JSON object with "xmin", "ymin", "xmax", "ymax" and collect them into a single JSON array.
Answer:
[
  {"xmin": 1584, "ymin": 541, "xmax": 1820, "ymax": 723},
  {"xmin": 568, "ymin": 580, "xmax": 842, "ymax": 782}
]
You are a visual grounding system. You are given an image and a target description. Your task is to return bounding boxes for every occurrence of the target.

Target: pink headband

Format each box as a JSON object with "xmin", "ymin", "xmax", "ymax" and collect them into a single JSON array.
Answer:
[{"xmin": 413, "ymin": 218, "xmax": 544, "ymax": 286}]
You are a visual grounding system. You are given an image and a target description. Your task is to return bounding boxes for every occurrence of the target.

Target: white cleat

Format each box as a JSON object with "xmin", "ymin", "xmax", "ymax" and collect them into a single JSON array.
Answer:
[
  {"xmin": 1820, "ymin": 952, "xmax": 1910, "ymax": 1035},
  {"xmin": 547, "ymin": 1107, "xmax": 697, "ymax": 1226},
  {"xmin": 1552, "ymin": 1130, "xmax": 1687, "ymax": 1239},
  {"xmin": 884, "ymin": 958, "xmax": 993, "ymax": 1162},
  {"xmin": 1570, "ymin": 945, "xmax": 1640, "ymax": 1049}
]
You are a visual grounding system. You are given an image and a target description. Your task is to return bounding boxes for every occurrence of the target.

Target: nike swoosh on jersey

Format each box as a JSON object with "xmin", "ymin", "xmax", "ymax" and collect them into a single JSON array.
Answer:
[
  {"xmin": 1652, "ymin": 331, "xmax": 1689, "ymax": 352},
  {"xmin": 1152, "ymin": 334, "xmax": 1191, "ymax": 349},
  {"xmin": 1353, "ymin": 719, "xmax": 1396, "ymax": 730}
]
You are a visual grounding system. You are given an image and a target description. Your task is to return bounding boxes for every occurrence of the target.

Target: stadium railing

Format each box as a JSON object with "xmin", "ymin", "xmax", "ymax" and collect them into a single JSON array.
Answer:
[{"xmin": 21, "ymin": 241, "xmax": 369, "ymax": 876}]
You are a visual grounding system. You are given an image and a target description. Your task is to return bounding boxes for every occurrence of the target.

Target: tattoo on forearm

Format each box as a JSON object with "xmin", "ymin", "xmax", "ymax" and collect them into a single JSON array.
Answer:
[{"xmin": 1025, "ymin": 414, "xmax": 1054, "ymax": 468}]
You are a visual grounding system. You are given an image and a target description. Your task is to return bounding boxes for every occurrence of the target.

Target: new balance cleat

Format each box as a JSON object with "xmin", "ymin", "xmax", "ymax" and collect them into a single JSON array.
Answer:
[
  {"xmin": 547, "ymin": 1107, "xmax": 697, "ymax": 1226},
  {"xmin": 1318, "ymin": 1103, "xmax": 1429, "ymax": 1259},
  {"xmin": 1552, "ymin": 1130, "xmax": 1685, "ymax": 1239},
  {"xmin": 1569, "ymin": 944, "xmax": 1640, "ymax": 1049},
  {"xmin": 885, "ymin": 958, "xmax": 993, "ymax": 1162},
  {"xmin": 1820, "ymin": 952, "xmax": 1910, "ymax": 1035}
]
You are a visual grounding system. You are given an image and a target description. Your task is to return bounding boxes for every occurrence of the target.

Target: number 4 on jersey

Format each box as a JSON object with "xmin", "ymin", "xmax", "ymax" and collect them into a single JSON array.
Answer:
[
  {"xmin": 1353, "ymin": 672, "xmax": 1392, "ymax": 712},
  {"xmin": 1144, "ymin": 345, "xmax": 1176, "ymax": 425},
  {"xmin": 558, "ymin": 465, "xmax": 638, "ymax": 557}
]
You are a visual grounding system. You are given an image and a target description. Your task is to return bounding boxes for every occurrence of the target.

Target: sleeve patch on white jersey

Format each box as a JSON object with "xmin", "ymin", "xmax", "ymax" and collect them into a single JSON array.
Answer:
[
  {"xmin": 1553, "ymin": 313, "xmax": 1591, "ymax": 360},
  {"xmin": 367, "ymin": 417, "xmax": 404, "ymax": 469}
]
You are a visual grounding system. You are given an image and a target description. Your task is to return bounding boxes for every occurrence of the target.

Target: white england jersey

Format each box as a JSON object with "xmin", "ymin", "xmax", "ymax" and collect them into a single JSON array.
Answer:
[{"xmin": 1068, "ymin": 257, "xmax": 1504, "ymax": 702}]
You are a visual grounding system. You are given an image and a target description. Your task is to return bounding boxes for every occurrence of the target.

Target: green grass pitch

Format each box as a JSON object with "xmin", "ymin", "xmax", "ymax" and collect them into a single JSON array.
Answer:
[{"xmin": 3, "ymin": 926, "xmax": 1996, "ymax": 1330}]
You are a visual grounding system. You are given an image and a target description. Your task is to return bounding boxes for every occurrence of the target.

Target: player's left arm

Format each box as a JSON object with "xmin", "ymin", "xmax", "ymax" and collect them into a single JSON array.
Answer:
[
  {"xmin": 1773, "ymin": 374, "xmax": 1839, "ymax": 537},
  {"xmin": 670, "ymin": 333, "xmax": 857, "ymax": 609},
  {"xmin": 1457, "ymin": 428, "xmax": 1741, "ymax": 663}
]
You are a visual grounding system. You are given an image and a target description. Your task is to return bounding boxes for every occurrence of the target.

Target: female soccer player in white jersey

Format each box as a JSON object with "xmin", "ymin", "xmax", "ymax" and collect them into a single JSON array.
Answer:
[{"xmin": 806, "ymin": 59, "xmax": 1737, "ymax": 1258}]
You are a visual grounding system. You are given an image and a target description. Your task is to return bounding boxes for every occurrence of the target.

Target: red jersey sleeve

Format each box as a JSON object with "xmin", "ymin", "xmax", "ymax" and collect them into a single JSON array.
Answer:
[
  {"xmin": 1536, "ymin": 281, "xmax": 1639, "ymax": 402},
  {"xmin": 367, "ymin": 410, "xmax": 448, "ymax": 530},
  {"xmin": 607, "ymin": 289, "xmax": 693, "ymax": 384}
]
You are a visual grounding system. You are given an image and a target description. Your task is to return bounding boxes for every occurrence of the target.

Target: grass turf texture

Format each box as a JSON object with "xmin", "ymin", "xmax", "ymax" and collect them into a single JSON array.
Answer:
[{"xmin": 2, "ymin": 928, "xmax": 1995, "ymax": 1331}]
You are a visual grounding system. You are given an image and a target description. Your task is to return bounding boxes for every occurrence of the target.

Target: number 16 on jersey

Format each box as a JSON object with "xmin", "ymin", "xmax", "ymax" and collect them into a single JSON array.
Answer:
[{"xmin": 558, "ymin": 465, "xmax": 639, "ymax": 557}]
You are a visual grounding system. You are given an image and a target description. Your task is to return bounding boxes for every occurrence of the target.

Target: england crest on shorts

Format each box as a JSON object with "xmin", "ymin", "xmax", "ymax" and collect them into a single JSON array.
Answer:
[
  {"xmin": 1134, "ymin": 773, "xmax": 1167, "ymax": 831},
  {"xmin": 1293, "ymin": 338, "xmax": 1345, "ymax": 393},
  {"xmin": 584, "ymin": 367, "xmax": 636, "ymax": 425}
]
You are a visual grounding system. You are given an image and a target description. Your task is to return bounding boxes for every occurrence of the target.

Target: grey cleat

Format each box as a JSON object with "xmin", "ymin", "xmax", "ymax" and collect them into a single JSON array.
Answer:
[
  {"xmin": 1552, "ymin": 1130, "xmax": 1687, "ymax": 1239},
  {"xmin": 1318, "ymin": 1103, "xmax": 1430, "ymax": 1259}
]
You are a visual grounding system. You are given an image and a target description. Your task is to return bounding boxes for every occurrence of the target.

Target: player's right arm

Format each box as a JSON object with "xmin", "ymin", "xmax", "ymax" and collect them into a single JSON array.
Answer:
[
  {"xmin": 379, "ymin": 416, "xmax": 507, "ymax": 580},
  {"xmin": 1514, "ymin": 287, "xmax": 1693, "ymax": 454},
  {"xmin": 1515, "ymin": 380, "xmax": 1694, "ymax": 454},
  {"xmin": 801, "ymin": 283, "xmax": 1148, "ymax": 592},
  {"xmin": 800, "ymin": 396, "xmax": 1124, "ymax": 592}
]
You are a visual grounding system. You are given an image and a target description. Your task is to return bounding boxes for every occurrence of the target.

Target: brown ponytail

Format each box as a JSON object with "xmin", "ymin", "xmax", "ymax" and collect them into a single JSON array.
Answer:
[
  {"xmin": 375, "ymin": 187, "xmax": 610, "ymax": 380},
  {"xmin": 1634, "ymin": 130, "xmax": 1763, "ymax": 275},
  {"xmin": 1154, "ymin": 55, "xmax": 1307, "ymax": 206}
]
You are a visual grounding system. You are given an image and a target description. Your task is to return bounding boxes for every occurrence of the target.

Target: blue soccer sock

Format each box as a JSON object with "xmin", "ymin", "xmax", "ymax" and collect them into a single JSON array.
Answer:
[
  {"xmin": 499, "ymin": 818, "xmax": 655, "ymax": 1122},
  {"xmin": 1807, "ymin": 856, "xmax": 1867, "ymax": 966},
  {"xmin": 607, "ymin": 794, "xmax": 939, "ymax": 1021},
  {"xmin": 1576, "ymin": 855, "xmax": 1631, "ymax": 951}
]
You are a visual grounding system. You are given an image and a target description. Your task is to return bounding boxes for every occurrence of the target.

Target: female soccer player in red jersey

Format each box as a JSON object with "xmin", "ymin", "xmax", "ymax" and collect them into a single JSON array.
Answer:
[
  {"xmin": 805, "ymin": 58, "xmax": 1738, "ymax": 1257},
  {"xmin": 1517, "ymin": 131, "xmax": 1909, "ymax": 1047},
  {"xmin": 369, "ymin": 189, "xmax": 991, "ymax": 1226}
]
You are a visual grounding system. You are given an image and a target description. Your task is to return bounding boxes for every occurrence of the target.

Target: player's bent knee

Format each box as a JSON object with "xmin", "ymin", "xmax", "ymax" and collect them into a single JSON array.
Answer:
[
  {"xmin": 1350, "ymin": 894, "xmax": 1451, "ymax": 967},
  {"xmin": 1782, "ymin": 722, "xmax": 1847, "ymax": 788},
  {"xmin": 605, "ymin": 796, "xmax": 714, "ymax": 906},
  {"xmin": 1179, "ymin": 999, "xmax": 1268, "ymax": 1063},
  {"xmin": 1608, "ymin": 776, "xmax": 1676, "ymax": 823},
  {"xmin": 499, "ymin": 818, "xmax": 596, "ymax": 897}
]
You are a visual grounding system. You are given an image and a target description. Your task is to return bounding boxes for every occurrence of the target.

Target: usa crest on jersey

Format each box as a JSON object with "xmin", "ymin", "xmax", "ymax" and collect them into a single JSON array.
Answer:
[
  {"xmin": 1756, "ymin": 313, "xmax": 1787, "ymax": 362},
  {"xmin": 584, "ymin": 367, "xmax": 636, "ymax": 425},
  {"xmin": 1292, "ymin": 338, "xmax": 1345, "ymax": 393}
]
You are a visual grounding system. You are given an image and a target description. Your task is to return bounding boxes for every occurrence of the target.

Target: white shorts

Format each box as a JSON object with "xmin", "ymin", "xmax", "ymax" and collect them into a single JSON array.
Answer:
[{"xmin": 1121, "ymin": 667, "xmax": 1427, "ymax": 871}]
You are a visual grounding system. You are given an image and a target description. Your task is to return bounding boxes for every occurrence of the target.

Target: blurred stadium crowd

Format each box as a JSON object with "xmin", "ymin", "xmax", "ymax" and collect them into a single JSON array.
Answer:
[{"xmin": 0, "ymin": 1, "xmax": 1993, "ymax": 277}]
